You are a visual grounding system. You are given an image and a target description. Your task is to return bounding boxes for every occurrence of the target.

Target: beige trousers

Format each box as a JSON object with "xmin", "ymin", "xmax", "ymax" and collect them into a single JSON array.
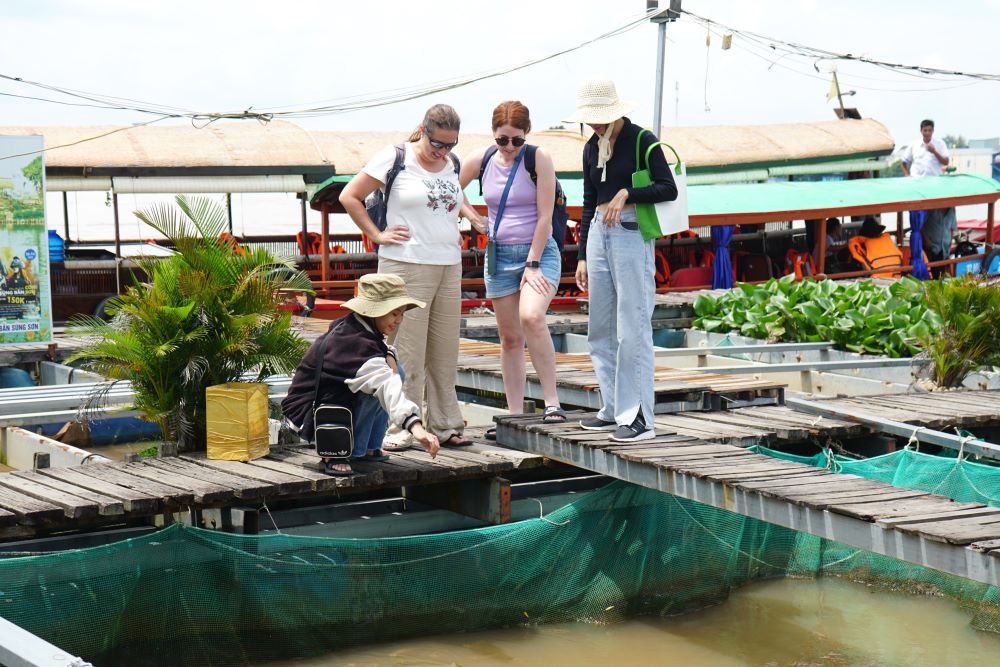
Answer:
[{"xmin": 378, "ymin": 258, "xmax": 465, "ymax": 440}]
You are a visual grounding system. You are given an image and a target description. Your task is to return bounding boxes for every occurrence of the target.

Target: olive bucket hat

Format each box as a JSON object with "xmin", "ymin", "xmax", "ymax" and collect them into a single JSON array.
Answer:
[{"xmin": 342, "ymin": 273, "xmax": 425, "ymax": 318}]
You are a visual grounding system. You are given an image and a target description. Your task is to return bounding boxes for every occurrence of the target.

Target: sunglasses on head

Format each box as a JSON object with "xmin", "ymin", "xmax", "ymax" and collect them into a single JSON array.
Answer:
[
  {"xmin": 494, "ymin": 136, "xmax": 526, "ymax": 147},
  {"xmin": 423, "ymin": 126, "xmax": 458, "ymax": 151}
]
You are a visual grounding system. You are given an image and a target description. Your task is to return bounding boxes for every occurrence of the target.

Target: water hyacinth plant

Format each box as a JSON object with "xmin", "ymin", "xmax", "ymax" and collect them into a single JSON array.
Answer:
[
  {"xmin": 68, "ymin": 195, "xmax": 313, "ymax": 451},
  {"xmin": 692, "ymin": 276, "xmax": 936, "ymax": 358}
]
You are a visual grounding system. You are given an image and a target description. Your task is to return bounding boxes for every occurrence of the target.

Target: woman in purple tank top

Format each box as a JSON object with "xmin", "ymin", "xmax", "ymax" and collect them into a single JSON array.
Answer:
[{"xmin": 459, "ymin": 101, "xmax": 566, "ymax": 438}]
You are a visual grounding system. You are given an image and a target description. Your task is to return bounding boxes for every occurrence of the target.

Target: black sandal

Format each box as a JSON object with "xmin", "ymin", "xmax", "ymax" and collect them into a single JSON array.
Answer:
[
  {"xmin": 542, "ymin": 406, "xmax": 567, "ymax": 423},
  {"xmin": 485, "ymin": 427, "xmax": 497, "ymax": 441},
  {"xmin": 364, "ymin": 449, "xmax": 390, "ymax": 462},
  {"xmin": 442, "ymin": 433, "xmax": 474, "ymax": 447},
  {"xmin": 323, "ymin": 458, "xmax": 354, "ymax": 476}
]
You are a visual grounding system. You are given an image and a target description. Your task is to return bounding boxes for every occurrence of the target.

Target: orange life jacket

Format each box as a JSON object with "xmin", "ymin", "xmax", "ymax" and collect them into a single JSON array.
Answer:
[{"xmin": 849, "ymin": 234, "xmax": 903, "ymax": 278}]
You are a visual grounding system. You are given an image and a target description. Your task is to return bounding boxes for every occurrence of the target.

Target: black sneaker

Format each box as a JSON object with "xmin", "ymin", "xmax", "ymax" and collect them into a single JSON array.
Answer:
[
  {"xmin": 579, "ymin": 416, "xmax": 616, "ymax": 431},
  {"xmin": 609, "ymin": 414, "xmax": 655, "ymax": 442}
]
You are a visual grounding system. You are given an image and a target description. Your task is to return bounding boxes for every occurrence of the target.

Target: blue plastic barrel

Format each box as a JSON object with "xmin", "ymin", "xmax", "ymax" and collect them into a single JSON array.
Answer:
[
  {"xmin": 0, "ymin": 367, "xmax": 34, "ymax": 388},
  {"xmin": 48, "ymin": 229, "xmax": 65, "ymax": 263}
]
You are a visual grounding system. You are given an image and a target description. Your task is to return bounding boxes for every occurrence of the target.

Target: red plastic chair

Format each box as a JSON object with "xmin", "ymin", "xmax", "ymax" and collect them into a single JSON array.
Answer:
[
  {"xmin": 669, "ymin": 266, "xmax": 714, "ymax": 289},
  {"xmin": 784, "ymin": 249, "xmax": 816, "ymax": 279}
]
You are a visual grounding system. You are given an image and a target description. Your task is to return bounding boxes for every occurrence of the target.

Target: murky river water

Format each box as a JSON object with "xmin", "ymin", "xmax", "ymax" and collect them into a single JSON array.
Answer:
[{"xmin": 265, "ymin": 577, "xmax": 1000, "ymax": 667}]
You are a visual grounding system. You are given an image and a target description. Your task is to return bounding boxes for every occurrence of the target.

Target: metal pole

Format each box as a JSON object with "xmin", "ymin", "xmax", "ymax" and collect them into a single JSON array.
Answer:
[
  {"xmin": 226, "ymin": 193, "xmax": 234, "ymax": 234},
  {"xmin": 61, "ymin": 191, "xmax": 70, "ymax": 240},
  {"xmin": 653, "ymin": 20, "xmax": 667, "ymax": 136},
  {"xmin": 112, "ymin": 192, "xmax": 122, "ymax": 294}
]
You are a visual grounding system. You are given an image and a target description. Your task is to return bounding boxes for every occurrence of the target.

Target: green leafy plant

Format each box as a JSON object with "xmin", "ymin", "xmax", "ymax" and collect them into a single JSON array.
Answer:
[
  {"xmin": 915, "ymin": 276, "xmax": 1000, "ymax": 387},
  {"xmin": 67, "ymin": 195, "xmax": 313, "ymax": 451},
  {"xmin": 693, "ymin": 275, "xmax": 935, "ymax": 358}
]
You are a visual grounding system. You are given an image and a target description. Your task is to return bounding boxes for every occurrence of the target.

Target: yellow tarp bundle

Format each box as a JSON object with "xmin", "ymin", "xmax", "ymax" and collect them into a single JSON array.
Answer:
[{"xmin": 205, "ymin": 383, "xmax": 269, "ymax": 461}]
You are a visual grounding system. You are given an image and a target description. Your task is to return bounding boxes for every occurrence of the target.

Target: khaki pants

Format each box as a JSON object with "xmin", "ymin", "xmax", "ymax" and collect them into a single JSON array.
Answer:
[{"xmin": 378, "ymin": 258, "xmax": 465, "ymax": 440}]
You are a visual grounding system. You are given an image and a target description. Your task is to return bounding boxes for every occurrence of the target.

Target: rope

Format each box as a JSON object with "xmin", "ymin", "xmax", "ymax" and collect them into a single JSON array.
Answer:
[
  {"xmin": 261, "ymin": 500, "xmax": 283, "ymax": 535},
  {"xmin": 529, "ymin": 498, "xmax": 571, "ymax": 526},
  {"xmin": 905, "ymin": 426, "xmax": 924, "ymax": 452}
]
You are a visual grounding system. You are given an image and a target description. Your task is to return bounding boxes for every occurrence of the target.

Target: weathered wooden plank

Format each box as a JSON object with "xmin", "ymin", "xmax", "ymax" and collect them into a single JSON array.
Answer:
[
  {"xmin": 790, "ymin": 489, "xmax": 929, "ymax": 510},
  {"xmin": 969, "ymin": 538, "xmax": 1000, "ymax": 554},
  {"xmin": 144, "ymin": 458, "xmax": 271, "ymax": 500},
  {"xmin": 461, "ymin": 442, "xmax": 545, "ymax": 469},
  {"xmin": 34, "ymin": 466, "xmax": 158, "ymax": 513},
  {"xmin": 737, "ymin": 406, "xmax": 864, "ymax": 436},
  {"xmin": 429, "ymin": 447, "xmax": 513, "ymax": 474},
  {"xmin": 180, "ymin": 455, "xmax": 314, "ymax": 495},
  {"xmin": 654, "ymin": 413, "xmax": 771, "ymax": 438},
  {"xmin": 377, "ymin": 452, "xmax": 456, "ymax": 482},
  {"xmin": 895, "ymin": 516, "xmax": 1000, "ymax": 545},
  {"xmin": 117, "ymin": 462, "xmax": 234, "ymax": 505},
  {"xmin": 681, "ymin": 410, "xmax": 808, "ymax": 441},
  {"xmin": 876, "ymin": 507, "xmax": 1000, "ymax": 528},
  {"xmin": 267, "ymin": 448, "xmax": 376, "ymax": 489},
  {"xmin": 74, "ymin": 464, "xmax": 196, "ymax": 505},
  {"xmin": 0, "ymin": 484, "xmax": 64, "ymax": 525},
  {"xmin": 738, "ymin": 475, "xmax": 880, "ymax": 497},
  {"xmin": 418, "ymin": 449, "xmax": 489, "ymax": 476},
  {"xmin": 0, "ymin": 506, "xmax": 15, "ymax": 528},
  {"xmin": 249, "ymin": 455, "xmax": 342, "ymax": 492},
  {"xmin": 11, "ymin": 470, "xmax": 125, "ymax": 516},
  {"xmin": 0, "ymin": 475, "xmax": 99, "ymax": 520}
]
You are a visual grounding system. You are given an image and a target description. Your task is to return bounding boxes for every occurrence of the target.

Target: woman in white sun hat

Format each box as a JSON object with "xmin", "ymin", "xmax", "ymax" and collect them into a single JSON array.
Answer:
[{"xmin": 565, "ymin": 78, "xmax": 677, "ymax": 443}]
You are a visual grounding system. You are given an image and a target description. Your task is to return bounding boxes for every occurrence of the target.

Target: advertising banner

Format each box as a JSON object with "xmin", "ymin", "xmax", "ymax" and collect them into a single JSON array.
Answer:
[{"xmin": 0, "ymin": 135, "xmax": 52, "ymax": 344}]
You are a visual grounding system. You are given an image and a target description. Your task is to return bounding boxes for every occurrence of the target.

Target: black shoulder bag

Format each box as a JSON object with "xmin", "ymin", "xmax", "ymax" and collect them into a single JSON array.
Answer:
[{"xmin": 312, "ymin": 333, "xmax": 354, "ymax": 459}]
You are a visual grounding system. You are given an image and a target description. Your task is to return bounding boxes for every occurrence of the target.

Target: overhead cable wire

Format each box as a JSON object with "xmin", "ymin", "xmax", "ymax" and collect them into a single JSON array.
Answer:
[
  {"xmin": 681, "ymin": 8, "xmax": 1000, "ymax": 82},
  {"xmin": 0, "ymin": 8, "xmax": 659, "ymax": 124}
]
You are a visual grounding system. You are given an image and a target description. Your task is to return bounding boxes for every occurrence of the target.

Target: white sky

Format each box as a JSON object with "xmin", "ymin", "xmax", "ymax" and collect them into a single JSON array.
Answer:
[{"xmin": 3, "ymin": 0, "xmax": 999, "ymax": 239}]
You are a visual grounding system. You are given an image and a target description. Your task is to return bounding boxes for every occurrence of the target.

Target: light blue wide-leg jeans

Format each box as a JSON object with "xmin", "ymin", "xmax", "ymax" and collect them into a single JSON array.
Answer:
[{"xmin": 586, "ymin": 210, "xmax": 656, "ymax": 427}]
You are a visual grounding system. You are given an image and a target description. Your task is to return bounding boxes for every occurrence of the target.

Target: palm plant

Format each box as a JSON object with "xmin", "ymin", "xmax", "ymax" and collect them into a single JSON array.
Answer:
[
  {"xmin": 68, "ymin": 195, "xmax": 313, "ymax": 451},
  {"xmin": 916, "ymin": 275, "xmax": 1000, "ymax": 387}
]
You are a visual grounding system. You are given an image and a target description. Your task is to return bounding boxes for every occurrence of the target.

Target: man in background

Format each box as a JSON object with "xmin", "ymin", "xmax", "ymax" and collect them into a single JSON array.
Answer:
[{"xmin": 899, "ymin": 119, "xmax": 956, "ymax": 278}]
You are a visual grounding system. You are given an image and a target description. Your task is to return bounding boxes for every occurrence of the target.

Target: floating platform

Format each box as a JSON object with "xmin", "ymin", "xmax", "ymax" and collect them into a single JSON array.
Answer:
[
  {"xmin": 0, "ymin": 428, "xmax": 540, "ymax": 540},
  {"xmin": 456, "ymin": 340, "xmax": 785, "ymax": 412}
]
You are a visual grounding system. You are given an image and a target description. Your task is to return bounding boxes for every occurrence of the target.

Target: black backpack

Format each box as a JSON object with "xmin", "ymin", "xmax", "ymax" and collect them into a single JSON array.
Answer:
[
  {"xmin": 365, "ymin": 143, "xmax": 461, "ymax": 232},
  {"xmin": 478, "ymin": 144, "xmax": 569, "ymax": 250}
]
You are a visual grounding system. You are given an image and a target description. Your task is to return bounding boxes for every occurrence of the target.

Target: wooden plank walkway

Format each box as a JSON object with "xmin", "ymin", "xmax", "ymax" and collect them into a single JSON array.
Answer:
[
  {"xmin": 819, "ymin": 390, "xmax": 1000, "ymax": 430},
  {"xmin": 0, "ymin": 335, "xmax": 90, "ymax": 364},
  {"xmin": 493, "ymin": 412, "xmax": 1000, "ymax": 587},
  {"xmin": 456, "ymin": 340, "xmax": 785, "ymax": 412},
  {"xmin": 0, "ymin": 427, "xmax": 542, "ymax": 540}
]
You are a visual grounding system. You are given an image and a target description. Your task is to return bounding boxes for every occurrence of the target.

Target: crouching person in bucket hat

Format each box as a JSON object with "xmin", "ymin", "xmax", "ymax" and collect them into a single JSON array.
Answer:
[{"xmin": 281, "ymin": 273, "xmax": 440, "ymax": 475}]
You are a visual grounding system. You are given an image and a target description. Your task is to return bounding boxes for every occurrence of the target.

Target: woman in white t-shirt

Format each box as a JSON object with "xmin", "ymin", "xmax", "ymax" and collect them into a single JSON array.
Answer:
[{"xmin": 339, "ymin": 104, "xmax": 471, "ymax": 449}]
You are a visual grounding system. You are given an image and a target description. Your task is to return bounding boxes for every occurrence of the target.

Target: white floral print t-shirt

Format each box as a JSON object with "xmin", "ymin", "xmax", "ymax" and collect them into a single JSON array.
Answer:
[{"xmin": 362, "ymin": 143, "xmax": 463, "ymax": 265}]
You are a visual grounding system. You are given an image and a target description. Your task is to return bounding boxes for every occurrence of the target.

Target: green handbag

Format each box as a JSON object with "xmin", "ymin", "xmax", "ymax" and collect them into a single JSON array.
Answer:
[{"xmin": 632, "ymin": 129, "xmax": 684, "ymax": 241}]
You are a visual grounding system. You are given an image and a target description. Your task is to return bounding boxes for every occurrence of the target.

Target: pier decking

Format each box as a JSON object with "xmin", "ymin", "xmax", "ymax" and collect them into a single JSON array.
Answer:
[
  {"xmin": 456, "ymin": 340, "xmax": 785, "ymax": 412},
  {"xmin": 493, "ymin": 412, "xmax": 1000, "ymax": 587},
  {"xmin": 0, "ymin": 429, "xmax": 540, "ymax": 540}
]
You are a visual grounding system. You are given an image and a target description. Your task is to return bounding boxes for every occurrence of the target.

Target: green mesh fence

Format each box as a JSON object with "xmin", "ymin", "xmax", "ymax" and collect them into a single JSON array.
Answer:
[
  {"xmin": 0, "ymin": 477, "xmax": 998, "ymax": 666},
  {"xmin": 749, "ymin": 445, "xmax": 1000, "ymax": 507}
]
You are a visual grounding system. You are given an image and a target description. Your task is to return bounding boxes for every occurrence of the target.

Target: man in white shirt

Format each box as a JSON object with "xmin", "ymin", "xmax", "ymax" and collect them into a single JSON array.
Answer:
[
  {"xmin": 900, "ymin": 119, "xmax": 950, "ymax": 177},
  {"xmin": 899, "ymin": 119, "xmax": 955, "ymax": 277}
]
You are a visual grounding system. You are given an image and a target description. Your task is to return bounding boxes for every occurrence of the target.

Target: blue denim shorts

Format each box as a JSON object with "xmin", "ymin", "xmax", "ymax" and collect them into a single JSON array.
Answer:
[{"xmin": 485, "ymin": 237, "xmax": 562, "ymax": 299}]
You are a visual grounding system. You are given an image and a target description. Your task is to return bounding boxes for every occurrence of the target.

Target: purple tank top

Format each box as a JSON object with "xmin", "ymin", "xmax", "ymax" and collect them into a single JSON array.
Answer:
[{"xmin": 483, "ymin": 154, "xmax": 538, "ymax": 245}]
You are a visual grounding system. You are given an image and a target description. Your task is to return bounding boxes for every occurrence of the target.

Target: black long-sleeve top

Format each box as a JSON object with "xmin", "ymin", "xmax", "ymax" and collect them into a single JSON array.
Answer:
[
  {"xmin": 578, "ymin": 117, "xmax": 677, "ymax": 262},
  {"xmin": 280, "ymin": 314, "xmax": 421, "ymax": 441}
]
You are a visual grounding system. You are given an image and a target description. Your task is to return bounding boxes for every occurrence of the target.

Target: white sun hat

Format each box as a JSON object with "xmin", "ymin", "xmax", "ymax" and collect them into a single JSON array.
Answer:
[{"xmin": 563, "ymin": 79, "xmax": 637, "ymax": 125}]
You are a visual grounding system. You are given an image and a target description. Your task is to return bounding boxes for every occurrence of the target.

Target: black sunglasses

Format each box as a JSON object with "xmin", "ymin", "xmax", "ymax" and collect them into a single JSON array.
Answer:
[
  {"xmin": 424, "ymin": 126, "xmax": 458, "ymax": 151},
  {"xmin": 494, "ymin": 136, "xmax": 526, "ymax": 147}
]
